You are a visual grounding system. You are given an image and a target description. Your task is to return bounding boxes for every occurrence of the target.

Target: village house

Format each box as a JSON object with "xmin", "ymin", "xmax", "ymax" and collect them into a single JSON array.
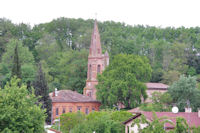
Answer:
[
  {"xmin": 145, "ymin": 82, "xmax": 169, "ymax": 102},
  {"xmin": 124, "ymin": 107, "xmax": 200, "ymax": 133}
]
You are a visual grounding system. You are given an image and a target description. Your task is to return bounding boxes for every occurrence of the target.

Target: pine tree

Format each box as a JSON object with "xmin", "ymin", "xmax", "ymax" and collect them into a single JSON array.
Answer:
[
  {"xmin": 11, "ymin": 44, "xmax": 22, "ymax": 79},
  {"xmin": 33, "ymin": 63, "xmax": 52, "ymax": 124}
]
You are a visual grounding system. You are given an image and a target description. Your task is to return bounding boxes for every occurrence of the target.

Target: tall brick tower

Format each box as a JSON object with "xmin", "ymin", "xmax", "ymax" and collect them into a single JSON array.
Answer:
[{"xmin": 83, "ymin": 20, "xmax": 109, "ymax": 100}]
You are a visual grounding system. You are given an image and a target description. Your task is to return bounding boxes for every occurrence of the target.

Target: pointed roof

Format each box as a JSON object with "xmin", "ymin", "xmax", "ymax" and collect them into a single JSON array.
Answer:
[{"xmin": 89, "ymin": 19, "xmax": 102, "ymax": 57}]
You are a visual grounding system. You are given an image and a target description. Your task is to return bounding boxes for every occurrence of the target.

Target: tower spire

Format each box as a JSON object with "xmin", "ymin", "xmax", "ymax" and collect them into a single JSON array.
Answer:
[
  {"xmin": 84, "ymin": 20, "xmax": 109, "ymax": 100},
  {"xmin": 89, "ymin": 19, "xmax": 102, "ymax": 57}
]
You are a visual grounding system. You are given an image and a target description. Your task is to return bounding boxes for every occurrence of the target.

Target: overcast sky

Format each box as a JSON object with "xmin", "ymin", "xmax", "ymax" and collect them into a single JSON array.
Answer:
[{"xmin": 1, "ymin": 0, "xmax": 200, "ymax": 28}]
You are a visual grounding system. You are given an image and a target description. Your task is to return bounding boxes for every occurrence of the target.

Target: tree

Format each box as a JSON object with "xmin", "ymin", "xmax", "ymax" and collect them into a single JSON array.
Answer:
[
  {"xmin": 140, "ymin": 92, "xmax": 173, "ymax": 112},
  {"xmin": 168, "ymin": 75, "xmax": 200, "ymax": 111},
  {"xmin": 130, "ymin": 112, "xmax": 172, "ymax": 133},
  {"xmin": 71, "ymin": 110, "xmax": 132, "ymax": 133},
  {"xmin": 96, "ymin": 54, "xmax": 152, "ymax": 109},
  {"xmin": 11, "ymin": 44, "xmax": 21, "ymax": 79},
  {"xmin": 0, "ymin": 39, "xmax": 36, "ymax": 87},
  {"xmin": 60, "ymin": 112, "xmax": 85, "ymax": 133},
  {"xmin": 33, "ymin": 63, "xmax": 52, "ymax": 124},
  {"xmin": 0, "ymin": 77, "xmax": 46, "ymax": 133},
  {"xmin": 171, "ymin": 117, "xmax": 189, "ymax": 133}
]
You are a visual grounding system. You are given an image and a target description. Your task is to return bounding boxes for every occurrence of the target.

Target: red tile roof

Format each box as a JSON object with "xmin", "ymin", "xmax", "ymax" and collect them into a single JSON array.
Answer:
[
  {"xmin": 50, "ymin": 90, "xmax": 100, "ymax": 103},
  {"xmin": 142, "ymin": 112, "xmax": 200, "ymax": 128},
  {"xmin": 48, "ymin": 128, "xmax": 62, "ymax": 133},
  {"xmin": 146, "ymin": 83, "xmax": 169, "ymax": 90},
  {"xmin": 128, "ymin": 107, "xmax": 144, "ymax": 113}
]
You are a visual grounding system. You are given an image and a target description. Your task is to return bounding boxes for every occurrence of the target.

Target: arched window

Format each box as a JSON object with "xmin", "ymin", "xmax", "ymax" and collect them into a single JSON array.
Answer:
[
  {"xmin": 89, "ymin": 64, "xmax": 92, "ymax": 79},
  {"xmin": 97, "ymin": 65, "xmax": 101, "ymax": 73}
]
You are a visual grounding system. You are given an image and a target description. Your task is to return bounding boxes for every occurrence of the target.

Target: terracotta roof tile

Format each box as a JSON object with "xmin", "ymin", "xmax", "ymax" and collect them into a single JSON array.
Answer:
[
  {"xmin": 142, "ymin": 112, "xmax": 200, "ymax": 128},
  {"xmin": 146, "ymin": 83, "xmax": 169, "ymax": 90},
  {"xmin": 50, "ymin": 90, "xmax": 100, "ymax": 103}
]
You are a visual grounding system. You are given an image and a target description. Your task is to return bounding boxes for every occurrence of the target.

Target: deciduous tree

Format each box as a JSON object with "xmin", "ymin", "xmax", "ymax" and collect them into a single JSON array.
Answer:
[
  {"xmin": 96, "ymin": 54, "xmax": 152, "ymax": 109},
  {"xmin": 0, "ymin": 77, "xmax": 46, "ymax": 133}
]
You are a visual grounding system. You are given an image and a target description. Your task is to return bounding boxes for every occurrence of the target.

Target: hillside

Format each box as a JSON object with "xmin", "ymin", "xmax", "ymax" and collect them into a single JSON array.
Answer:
[{"xmin": 1, "ymin": 17, "xmax": 200, "ymax": 92}]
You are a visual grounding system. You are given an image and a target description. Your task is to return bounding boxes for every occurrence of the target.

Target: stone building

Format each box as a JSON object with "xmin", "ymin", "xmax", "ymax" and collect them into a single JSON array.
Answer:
[{"xmin": 83, "ymin": 19, "xmax": 109, "ymax": 100}]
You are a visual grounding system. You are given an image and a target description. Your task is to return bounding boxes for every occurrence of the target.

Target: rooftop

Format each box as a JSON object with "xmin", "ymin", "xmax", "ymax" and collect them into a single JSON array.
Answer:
[
  {"xmin": 143, "ymin": 112, "xmax": 200, "ymax": 128},
  {"xmin": 126, "ymin": 110, "xmax": 200, "ymax": 128},
  {"xmin": 146, "ymin": 83, "xmax": 169, "ymax": 90},
  {"xmin": 50, "ymin": 90, "xmax": 100, "ymax": 103}
]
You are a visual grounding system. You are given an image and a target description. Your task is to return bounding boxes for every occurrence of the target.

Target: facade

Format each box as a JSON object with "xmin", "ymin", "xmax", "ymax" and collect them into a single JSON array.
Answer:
[
  {"xmin": 83, "ymin": 19, "xmax": 109, "ymax": 100},
  {"xmin": 145, "ymin": 83, "xmax": 169, "ymax": 102},
  {"xmin": 50, "ymin": 89, "xmax": 101, "ymax": 121}
]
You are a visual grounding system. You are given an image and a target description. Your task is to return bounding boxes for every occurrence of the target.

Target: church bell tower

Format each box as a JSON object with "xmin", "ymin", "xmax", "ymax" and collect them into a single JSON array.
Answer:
[{"xmin": 83, "ymin": 20, "xmax": 109, "ymax": 100}]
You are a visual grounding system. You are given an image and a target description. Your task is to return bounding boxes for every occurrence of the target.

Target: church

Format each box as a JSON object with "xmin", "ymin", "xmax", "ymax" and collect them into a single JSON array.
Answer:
[
  {"xmin": 50, "ymin": 19, "xmax": 107, "ymax": 121},
  {"xmin": 50, "ymin": 19, "xmax": 169, "ymax": 122}
]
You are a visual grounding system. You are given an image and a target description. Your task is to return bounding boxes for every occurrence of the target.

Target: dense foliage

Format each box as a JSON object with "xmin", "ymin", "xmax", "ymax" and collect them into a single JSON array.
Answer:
[
  {"xmin": 168, "ymin": 75, "xmax": 200, "ymax": 111},
  {"xmin": 2, "ymin": 17, "xmax": 200, "ymax": 92},
  {"xmin": 33, "ymin": 63, "xmax": 52, "ymax": 124},
  {"xmin": 0, "ymin": 77, "xmax": 46, "ymax": 133},
  {"xmin": 140, "ymin": 92, "xmax": 173, "ymax": 112},
  {"xmin": 57, "ymin": 110, "xmax": 133, "ymax": 133},
  {"xmin": 96, "ymin": 54, "xmax": 152, "ymax": 109},
  {"xmin": 54, "ymin": 110, "xmax": 133, "ymax": 133}
]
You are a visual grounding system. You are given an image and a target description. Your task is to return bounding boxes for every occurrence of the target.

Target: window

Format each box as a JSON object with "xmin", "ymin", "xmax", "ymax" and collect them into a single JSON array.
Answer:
[
  {"xmin": 56, "ymin": 108, "xmax": 59, "ymax": 116},
  {"xmin": 77, "ymin": 106, "xmax": 82, "ymax": 111},
  {"xmin": 92, "ymin": 107, "xmax": 95, "ymax": 111},
  {"xmin": 62, "ymin": 108, "xmax": 66, "ymax": 114},
  {"xmin": 85, "ymin": 108, "xmax": 89, "ymax": 114},
  {"xmin": 69, "ymin": 107, "xmax": 72, "ymax": 113},
  {"xmin": 97, "ymin": 65, "xmax": 101, "ymax": 73},
  {"xmin": 89, "ymin": 65, "xmax": 92, "ymax": 79}
]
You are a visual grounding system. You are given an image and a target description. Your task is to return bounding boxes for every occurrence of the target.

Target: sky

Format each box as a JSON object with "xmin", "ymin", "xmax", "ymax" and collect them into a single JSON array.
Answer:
[{"xmin": 1, "ymin": 0, "xmax": 200, "ymax": 28}]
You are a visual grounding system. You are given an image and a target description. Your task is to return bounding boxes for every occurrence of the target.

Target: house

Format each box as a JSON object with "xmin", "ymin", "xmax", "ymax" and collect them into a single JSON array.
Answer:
[
  {"xmin": 50, "ymin": 89, "xmax": 100, "ymax": 121},
  {"xmin": 145, "ymin": 83, "xmax": 169, "ymax": 102},
  {"xmin": 124, "ymin": 108, "xmax": 200, "ymax": 133}
]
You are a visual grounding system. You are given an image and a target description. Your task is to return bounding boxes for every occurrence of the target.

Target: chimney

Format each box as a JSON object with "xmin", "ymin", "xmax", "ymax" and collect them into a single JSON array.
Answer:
[
  {"xmin": 198, "ymin": 108, "xmax": 200, "ymax": 118},
  {"xmin": 55, "ymin": 88, "xmax": 58, "ymax": 97},
  {"xmin": 185, "ymin": 107, "xmax": 192, "ymax": 113}
]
